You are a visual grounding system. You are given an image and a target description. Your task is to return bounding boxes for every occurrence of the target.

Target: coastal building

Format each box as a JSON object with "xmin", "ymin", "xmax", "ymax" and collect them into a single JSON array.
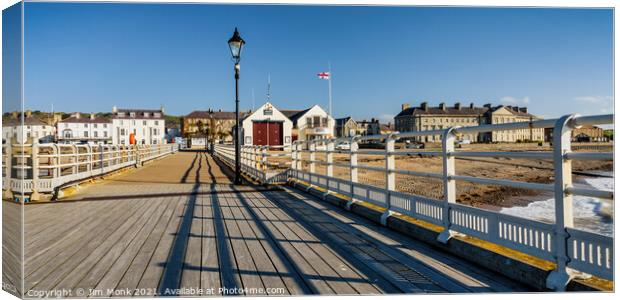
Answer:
[
  {"xmin": 111, "ymin": 106, "xmax": 166, "ymax": 145},
  {"xmin": 2, "ymin": 111, "xmax": 55, "ymax": 144},
  {"xmin": 357, "ymin": 118, "xmax": 381, "ymax": 136},
  {"xmin": 57, "ymin": 113, "xmax": 112, "ymax": 144},
  {"xmin": 282, "ymin": 105, "xmax": 335, "ymax": 142},
  {"xmin": 395, "ymin": 102, "xmax": 544, "ymax": 142},
  {"xmin": 241, "ymin": 102, "xmax": 293, "ymax": 146},
  {"xmin": 182, "ymin": 109, "xmax": 244, "ymax": 144},
  {"xmin": 335, "ymin": 117, "xmax": 358, "ymax": 138}
]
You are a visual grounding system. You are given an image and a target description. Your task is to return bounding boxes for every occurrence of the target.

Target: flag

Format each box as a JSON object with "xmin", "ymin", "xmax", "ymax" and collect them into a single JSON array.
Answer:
[{"xmin": 317, "ymin": 72, "xmax": 330, "ymax": 80}]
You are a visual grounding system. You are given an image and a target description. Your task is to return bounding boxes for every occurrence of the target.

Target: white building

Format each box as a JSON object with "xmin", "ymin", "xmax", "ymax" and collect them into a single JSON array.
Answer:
[
  {"xmin": 57, "ymin": 113, "xmax": 112, "ymax": 144},
  {"xmin": 2, "ymin": 111, "xmax": 55, "ymax": 144},
  {"xmin": 241, "ymin": 102, "xmax": 293, "ymax": 147},
  {"xmin": 282, "ymin": 105, "xmax": 335, "ymax": 142},
  {"xmin": 111, "ymin": 106, "xmax": 166, "ymax": 145}
]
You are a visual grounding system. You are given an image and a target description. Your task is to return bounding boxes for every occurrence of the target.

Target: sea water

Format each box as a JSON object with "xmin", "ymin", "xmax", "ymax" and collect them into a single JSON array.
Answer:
[{"xmin": 500, "ymin": 173, "xmax": 614, "ymax": 236}]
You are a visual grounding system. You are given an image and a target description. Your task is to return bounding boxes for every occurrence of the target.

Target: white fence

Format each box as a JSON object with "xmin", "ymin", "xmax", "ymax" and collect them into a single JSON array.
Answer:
[
  {"xmin": 213, "ymin": 113, "xmax": 613, "ymax": 289},
  {"xmin": 213, "ymin": 144, "xmax": 291, "ymax": 183},
  {"xmin": 2, "ymin": 142, "xmax": 179, "ymax": 196}
]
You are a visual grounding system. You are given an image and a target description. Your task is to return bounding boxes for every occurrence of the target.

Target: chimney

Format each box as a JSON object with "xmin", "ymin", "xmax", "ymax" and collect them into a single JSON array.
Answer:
[
  {"xmin": 218, "ymin": 109, "xmax": 222, "ymax": 112},
  {"xmin": 439, "ymin": 102, "xmax": 446, "ymax": 111},
  {"xmin": 470, "ymin": 102, "xmax": 475, "ymax": 109},
  {"xmin": 112, "ymin": 106, "xmax": 118, "ymax": 113},
  {"xmin": 454, "ymin": 102, "xmax": 461, "ymax": 110},
  {"xmin": 513, "ymin": 106, "xmax": 519, "ymax": 112},
  {"xmin": 74, "ymin": 112, "xmax": 81, "ymax": 119},
  {"xmin": 401, "ymin": 103, "xmax": 410, "ymax": 111},
  {"xmin": 519, "ymin": 107, "xmax": 528, "ymax": 113},
  {"xmin": 90, "ymin": 113, "xmax": 95, "ymax": 120},
  {"xmin": 421, "ymin": 102, "xmax": 428, "ymax": 111},
  {"xmin": 483, "ymin": 103, "xmax": 492, "ymax": 108}
]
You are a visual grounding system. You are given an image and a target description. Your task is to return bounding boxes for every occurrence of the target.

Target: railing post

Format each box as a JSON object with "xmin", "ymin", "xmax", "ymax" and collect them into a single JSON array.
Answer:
[
  {"xmin": 438, "ymin": 127, "xmax": 458, "ymax": 243},
  {"xmin": 323, "ymin": 139, "xmax": 335, "ymax": 199},
  {"xmin": 381, "ymin": 135, "xmax": 396, "ymax": 226},
  {"xmin": 346, "ymin": 136, "xmax": 360, "ymax": 210},
  {"xmin": 86, "ymin": 144, "xmax": 93, "ymax": 174},
  {"xmin": 72, "ymin": 144, "xmax": 79, "ymax": 176},
  {"xmin": 295, "ymin": 142, "xmax": 303, "ymax": 171},
  {"xmin": 99, "ymin": 144, "xmax": 104, "ymax": 173},
  {"xmin": 309, "ymin": 141, "xmax": 316, "ymax": 174},
  {"xmin": 546, "ymin": 114, "xmax": 576, "ymax": 291},
  {"xmin": 30, "ymin": 140, "xmax": 40, "ymax": 202}
]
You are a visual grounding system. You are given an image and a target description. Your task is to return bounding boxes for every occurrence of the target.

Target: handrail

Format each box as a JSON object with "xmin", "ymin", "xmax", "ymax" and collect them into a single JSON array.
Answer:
[
  {"xmin": 2, "ymin": 142, "xmax": 179, "ymax": 197},
  {"xmin": 287, "ymin": 113, "xmax": 614, "ymax": 289}
]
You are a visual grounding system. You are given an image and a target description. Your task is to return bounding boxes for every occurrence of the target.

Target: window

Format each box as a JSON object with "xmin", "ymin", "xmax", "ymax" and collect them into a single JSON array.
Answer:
[
  {"xmin": 313, "ymin": 116, "xmax": 321, "ymax": 128},
  {"xmin": 155, "ymin": 121, "xmax": 159, "ymax": 126},
  {"xmin": 104, "ymin": 131, "xmax": 108, "ymax": 137},
  {"xmin": 120, "ymin": 129, "xmax": 125, "ymax": 135},
  {"xmin": 143, "ymin": 121, "xmax": 147, "ymax": 126},
  {"xmin": 154, "ymin": 113, "xmax": 161, "ymax": 118},
  {"xmin": 306, "ymin": 117, "xmax": 312, "ymax": 127},
  {"xmin": 94, "ymin": 124, "xmax": 98, "ymax": 128},
  {"xmin": 132, "ymin": 120, "xmax": 135, "ymax": 126},
  {"xmin": 144, "ymin": 112, "xmax": 150, "ymax": 117},
  {"xmin": 103, "ymin": 124, "xmax": 107, "ymax": 128},
  {"xmin": 321, "ymin": 117, "xmax": 327, "ymax": 127},
  {"xmin": 84, "ymin": 131, "xmax": 89, "ymax": 137},
  {"xmin": 94, "ymin": 131, "xmax": 98, "ymax": 138},
  {"xmin": 130, "ymin": 112, "xmax": 135, "ymax": 117}
]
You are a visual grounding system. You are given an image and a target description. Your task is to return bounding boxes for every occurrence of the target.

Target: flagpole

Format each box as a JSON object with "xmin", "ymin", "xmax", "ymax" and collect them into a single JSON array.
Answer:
[{"xmin": 328, "ymin": 61, "xmax": 332, "ymax": 116}]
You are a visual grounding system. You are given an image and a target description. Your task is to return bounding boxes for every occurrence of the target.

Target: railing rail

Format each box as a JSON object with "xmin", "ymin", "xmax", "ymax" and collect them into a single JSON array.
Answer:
[
  {"xmin": 213, "ymin": 143, "xmax": 291, "ymax": 184},
  {"xmin": 212, "ymin": 114, "xmax": 613, "ymax": 289},
  {"xmin": 2, "ymin": 142, "xmax": 179, "ymax": 197}
]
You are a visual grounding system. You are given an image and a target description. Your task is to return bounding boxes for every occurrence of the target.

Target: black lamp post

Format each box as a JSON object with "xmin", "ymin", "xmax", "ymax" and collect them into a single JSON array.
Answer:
[{"xmin": 228, "ymin": 27, "xmax": 245, "ymax": 185}]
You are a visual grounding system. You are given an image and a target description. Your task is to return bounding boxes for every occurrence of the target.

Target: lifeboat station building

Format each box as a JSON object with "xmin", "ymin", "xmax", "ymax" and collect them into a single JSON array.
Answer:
[{"xmin": 241, "ymin": 102, "xmax": 293, "ymax": 147}]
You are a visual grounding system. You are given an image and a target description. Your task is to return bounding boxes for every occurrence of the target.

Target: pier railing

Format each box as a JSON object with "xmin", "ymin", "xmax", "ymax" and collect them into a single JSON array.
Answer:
[
  {"xmin": 2, "ymin": 142, "xmax": 179, "ymax": 199},
  {"xmin": 213, "ymin": 143, "xmax": 291, "ymax": 183},
  {"xmin": 212, "ymin": 114, "xmax": 614, "ymax": 289}
]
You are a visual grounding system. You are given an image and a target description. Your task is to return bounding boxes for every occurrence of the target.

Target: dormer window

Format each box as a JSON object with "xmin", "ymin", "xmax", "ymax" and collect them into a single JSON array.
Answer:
[
  {"xmin": 118, "ymin": 112, "xmax": 125, "ymax": 117},
  {"xmin": 154, "ymin": 113, "xmax": 161, "ymax": 118},
  {"xmin": 144, "ymin": 112, "xmax": 150, "ymax": 117},
  {"xmin": 130, "ymin": 112, "xmax": 135, "ymax": 117}
]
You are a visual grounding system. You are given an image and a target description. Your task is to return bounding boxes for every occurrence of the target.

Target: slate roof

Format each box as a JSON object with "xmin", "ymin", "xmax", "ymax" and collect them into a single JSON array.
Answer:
[
  {"xmin": 113, "ymin": 108, "xmax": 164, "ymax": 120},
  {"xmin": 59, "ymin": 115, "xmax": 111, "ymax": 124},
  {"xmin": 3, "ymin": 116, "xmax": 49, "ymax": 126},
  {"xmin": 396, "ymin": 104, "xmax": 536, "ymax": 118},
  {"xmin": 185, "ymin": 110, "xmax": 247, "ymax": 120}
]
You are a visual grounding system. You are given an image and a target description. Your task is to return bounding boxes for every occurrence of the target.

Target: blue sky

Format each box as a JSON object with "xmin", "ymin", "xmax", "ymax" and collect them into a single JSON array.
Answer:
[{"xmin": 11, "ymin": 3, "xmax": 614, "ymax": 122}]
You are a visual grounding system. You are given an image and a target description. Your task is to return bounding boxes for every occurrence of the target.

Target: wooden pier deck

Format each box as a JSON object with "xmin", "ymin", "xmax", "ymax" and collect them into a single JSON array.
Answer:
[{"xmin": 7, "ymin": 151, "xmax": 530, "ymax": 296}]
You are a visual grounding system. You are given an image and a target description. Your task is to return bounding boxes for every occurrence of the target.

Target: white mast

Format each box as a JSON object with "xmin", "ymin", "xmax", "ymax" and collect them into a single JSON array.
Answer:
[{"xmin": 251, "ymin": 88, "xmax": 255, "ymax": 111}]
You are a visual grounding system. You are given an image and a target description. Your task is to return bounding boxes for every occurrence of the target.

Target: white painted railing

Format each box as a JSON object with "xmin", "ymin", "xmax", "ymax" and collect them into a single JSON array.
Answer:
[
  {"xmin": 288, "ymin": 113, "xmax": 613, "ymax": 289},
  {"xmin": 213, "ymin": 144, "xmax": 291, "ymax": 183},
  {"xmin": 210, "ymin": 114, "xmax": 613, "ymax": 288},
  {"xmin": 2, "ymin": 142, "xmax": 179, "ymax": 196}
]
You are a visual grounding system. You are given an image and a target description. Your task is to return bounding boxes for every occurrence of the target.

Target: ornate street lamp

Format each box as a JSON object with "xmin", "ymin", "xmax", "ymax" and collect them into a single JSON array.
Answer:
[{"xmin": 228, "ymin": 27, "xmax": 245, "ymax": 185}]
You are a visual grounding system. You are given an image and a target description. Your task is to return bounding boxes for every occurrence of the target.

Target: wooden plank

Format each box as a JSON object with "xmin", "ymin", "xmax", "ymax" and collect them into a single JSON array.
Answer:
[
  {"xmin": 199, "ymin": 190, "xmax": 221, "ymax": 294},
  {"xmin": 225, "ymin": 193, "xmax": 290, "ymax": 295},
  {"xmin": 136, "ymin": 195, "xmax": 187, "ymax": 293},
  {"xmin": 113, "ymin": 196, "xmax": 178, "ymax": 297},
  {"xmin": 48, "ymin": 198, "xmax": 155, "ymax": 291},
  {"xmin": 179, "ymin": 191, "xmax": 203, "ymax": 291},
  {"xmin": 24, "ymin": 199, "xmax": 137, "ymax": 291},
  {"xmin": 94, "ymin": 196, "xmax": 171, "ymax": 296},
  {"xmin": 71, "ymin": 199, "xmax": 165, "ymax": 293},
  {"xmin": 28, "ymin": 199, "xmax": 147, "ymax": 292},
  {"xmin": 239, "ymin": 192, "xmax": 335, "ymax": 294},
  {"xmin": 217, "ymin": 192, "xmax": 266, "ymax": 295}
]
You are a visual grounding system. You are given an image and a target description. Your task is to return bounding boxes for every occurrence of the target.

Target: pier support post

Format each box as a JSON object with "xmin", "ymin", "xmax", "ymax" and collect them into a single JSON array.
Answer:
[
  {"xmin": 437, "ymin": 127, "xmax": 458, "ymax": 243},
  {"xmin": 546, "ymin": 114, "xmax": 577, "ymax": 291},
  {"xmin": 381, "ymin": 134, "xmax": 397, "ymax": 226},
  {"xmin": 346, "ymin": 136, "xmax": 360, "ymax": 211}
]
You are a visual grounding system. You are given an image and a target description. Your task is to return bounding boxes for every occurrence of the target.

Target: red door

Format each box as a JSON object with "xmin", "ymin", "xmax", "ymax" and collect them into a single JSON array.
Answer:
[{"xmin": 253, "ymin": 122, "xmax": 283, "ymax": 146}]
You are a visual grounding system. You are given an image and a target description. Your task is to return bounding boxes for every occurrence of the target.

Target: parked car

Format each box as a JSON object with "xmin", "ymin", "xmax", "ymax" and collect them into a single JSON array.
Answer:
[
  {"xmin": 456, "ymin": 139, "xmax": 471, "ymax": 145},
  {"xmin": 335, "ymin": 141, "xmax": 351, "ymax": 150},
  {"xmin": 404, "ymin": 141, "xmax": 425, "ymax": 149}
]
